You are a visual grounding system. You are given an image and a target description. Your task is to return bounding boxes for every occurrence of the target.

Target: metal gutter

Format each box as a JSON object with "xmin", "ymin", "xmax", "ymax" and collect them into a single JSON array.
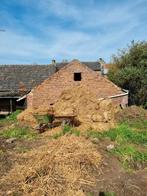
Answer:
[
  {"xmin": 108, "ymin": 89, "xmax": 129, "ymax": 99},
  {"xmin": 17, "ymin": 95, "xmax": 27, "ymax": 102}
]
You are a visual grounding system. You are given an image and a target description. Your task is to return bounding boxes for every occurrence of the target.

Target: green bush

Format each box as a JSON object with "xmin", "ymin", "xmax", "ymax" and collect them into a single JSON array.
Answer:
[{"xmin": 108, "ymin": 41, "xmax": 147, "ymax": 107}]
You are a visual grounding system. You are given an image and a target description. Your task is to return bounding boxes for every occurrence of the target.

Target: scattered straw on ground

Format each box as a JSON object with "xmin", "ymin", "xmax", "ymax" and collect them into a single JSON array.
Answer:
[{"xmin": 1, "ymin": 135, "xmax": 101, "ymax": 196}]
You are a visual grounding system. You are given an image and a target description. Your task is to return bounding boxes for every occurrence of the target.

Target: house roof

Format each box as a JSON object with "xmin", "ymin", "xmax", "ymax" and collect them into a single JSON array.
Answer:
[
  {"xmin": 56, "ymin": 61, "xmax": 101, "ymax": 71},
  {"xmin": 0, "ymin": 61, "xmax": 101, "ymax": 97},
  {"xmin": 0, "ymin": 64, "xmax": 56, "ymax": 97}
]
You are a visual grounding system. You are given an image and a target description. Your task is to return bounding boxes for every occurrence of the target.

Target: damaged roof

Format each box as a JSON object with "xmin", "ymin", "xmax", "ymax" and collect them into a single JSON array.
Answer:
[{"xmin": 0, "ymin": 61, "xmax": 101, "ymax": 97}]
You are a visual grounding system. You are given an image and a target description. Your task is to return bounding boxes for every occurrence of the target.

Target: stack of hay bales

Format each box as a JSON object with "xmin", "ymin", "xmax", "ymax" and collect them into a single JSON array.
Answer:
[
  {"xmin": 17, "ymin": 85, "xmax": 118, "ymax": 131},
  {"xmin": 1, "ymin": 135, "xmax": 101, "ymax": 196}
]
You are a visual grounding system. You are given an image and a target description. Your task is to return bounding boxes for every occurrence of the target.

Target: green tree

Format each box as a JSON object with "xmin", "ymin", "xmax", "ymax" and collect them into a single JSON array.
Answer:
[{"xmin": 108, "ymin": 41, "xmax": 147, "ymax": 107}]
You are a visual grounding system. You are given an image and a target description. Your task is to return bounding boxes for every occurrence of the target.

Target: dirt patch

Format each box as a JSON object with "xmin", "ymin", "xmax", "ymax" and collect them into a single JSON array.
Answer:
[
  {"xmin": 0, "ymin": 137, "xmax": 17, "ymax": 176},
  {"xmin": 123, "ymin": 169, "xmax": 147, "ymax": 196},
  {"xmin": 89, "ymin": 140, "xmax": 147, "ymax": 196}
]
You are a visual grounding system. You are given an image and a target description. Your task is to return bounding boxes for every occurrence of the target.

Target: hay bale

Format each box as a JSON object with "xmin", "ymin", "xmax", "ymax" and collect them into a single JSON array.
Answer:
[{"xmin": 1, "ymin": 135, "xmax": 101, "ymax": 196}]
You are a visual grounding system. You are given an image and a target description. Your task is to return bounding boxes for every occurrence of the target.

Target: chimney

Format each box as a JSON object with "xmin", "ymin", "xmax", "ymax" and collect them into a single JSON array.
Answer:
[
  {"xmin": 52, "ymin": 59, "xmax": 58, "ymax": 72},
  {"xmin": 52, "ymin": 59, "xmax": 56, "ymax": 66},
  {"xmin": 98, "ymin": 58, "xmax": 107, "ymax": 75}
]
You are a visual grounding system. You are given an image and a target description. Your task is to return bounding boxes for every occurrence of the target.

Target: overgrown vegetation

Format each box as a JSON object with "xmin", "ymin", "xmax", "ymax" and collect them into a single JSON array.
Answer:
[
  {"xmin": 87, "ymin": 122, "xmax": 147, "ymax": 169},
  {"xmin": 0, "ymin": 110, "xmax": 37, "ymax": 139},
  {"xmin": 112, "ymin": 144, "xmax": 147, "ymax": 169},
  {"xmin": 108, "ymin": 41, "xmax": 147, "ymax": 107},
  {"xmin": 115, "ymin": 105, "xmax": 147, "ymax": 130},
  {"xmin": 52, "ymin": 125, "xmax": 80, "ymax": 139},
  {"xmin": 6, "ymin": 110, "xmax": 22, "ymax": 121},
  {"xmin": 0, "ymin": 127, "xmax": 37, "ymax": 139},
  {"xmin": 0, "ymin": 110, "xmax": 21, "ymax": 125},
  {"xmin": 34, "ymin": 114, "xmax": 54, "ymax": 124}
]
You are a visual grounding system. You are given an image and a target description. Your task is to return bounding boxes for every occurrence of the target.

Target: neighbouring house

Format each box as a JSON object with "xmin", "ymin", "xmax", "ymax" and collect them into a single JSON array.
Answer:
[{"xmin": 0, "ymin": 59, "xmax": 128, "ymax": 114}]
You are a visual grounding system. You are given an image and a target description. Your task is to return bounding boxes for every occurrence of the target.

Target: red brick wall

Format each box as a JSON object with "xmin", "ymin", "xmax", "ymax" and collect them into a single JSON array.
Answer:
[{"xmin": 27, "ymin": 60, "xmax": 128, "ymax": 109}]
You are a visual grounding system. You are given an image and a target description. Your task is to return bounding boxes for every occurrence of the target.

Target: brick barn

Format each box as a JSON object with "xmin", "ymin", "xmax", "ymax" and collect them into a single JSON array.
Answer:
[
  {"xmin": 27, "ymin": 60, "xmax": 128, "ymax": 109},
  {"xmin": 0, "ymin": 59, "xmax": 128, "ymax": 114}
]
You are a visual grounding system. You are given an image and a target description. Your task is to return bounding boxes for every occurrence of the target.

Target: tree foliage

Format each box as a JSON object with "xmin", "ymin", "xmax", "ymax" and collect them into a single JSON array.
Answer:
[{"xmin": 108, "ymin": 41, "xmax": 147, "ymax": 107}]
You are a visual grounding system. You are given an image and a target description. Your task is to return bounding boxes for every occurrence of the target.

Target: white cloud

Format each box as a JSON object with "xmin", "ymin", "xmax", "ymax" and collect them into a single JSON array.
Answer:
[{"xmin": 0, "ymin": 0, "xmax": 146, "ymax": 64}]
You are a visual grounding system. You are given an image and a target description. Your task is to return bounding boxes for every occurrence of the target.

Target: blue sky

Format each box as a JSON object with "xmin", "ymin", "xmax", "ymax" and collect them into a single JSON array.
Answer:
[{"xmin": 0, "ymin": 0, "xmax": 147, "ymax": 64}]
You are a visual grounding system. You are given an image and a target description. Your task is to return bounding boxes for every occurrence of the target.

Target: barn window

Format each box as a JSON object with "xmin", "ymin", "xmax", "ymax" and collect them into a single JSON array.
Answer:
[{"xmin": 74, "ymin": 72, "xmax": 81, "ymax": 81}]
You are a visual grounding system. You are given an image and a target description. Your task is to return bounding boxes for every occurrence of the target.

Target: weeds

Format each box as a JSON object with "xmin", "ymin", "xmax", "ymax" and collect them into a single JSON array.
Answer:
[
  {"xmin": 112, "ymin": 144, "xmax": 147, "ymax": 169},
  {"xmin": 104, "ymin": 192, "xmax": 116, "ymax": 196},
  {"xmin": 0, "ymin": 110, "xmax": 37, "ymax": 140},
  {"xmin": 87, "ymin": 123, "xmax": 147, "ymax": 145},
  {"xmin": 87, "ymin": 193, "xmax": 94, "ymax": 196},
  {"xmin": 34, "ymin": 114, "xmax": 54, "ymax": 124},
  {"xmin": 52, "ymin": 125, "xmax": 80, "ymax": 139},
  {"xmin": 62, "ymin": 125, "xmax": 71, "ymax": 134},
  {"xmin": 6, "ymin": 110, "xmax": 22, "ymax": 121},
  {"xmin": 0, "ymin": 127, "xmax": 37, "ymax": 139},
  {"xmin": 128, "ymin": 120, "xmax": 147, "ymax": 130},
  {"xmin": 0, "ymin": 110, "xmax": 21, "ymax": 127},
  {"xmin": 52, "ymin": 132, "xmax": 63, "ymax": 139},
  {"xmin": 86, "ymin": 123, "xmax": 147, "ymax": 169}
]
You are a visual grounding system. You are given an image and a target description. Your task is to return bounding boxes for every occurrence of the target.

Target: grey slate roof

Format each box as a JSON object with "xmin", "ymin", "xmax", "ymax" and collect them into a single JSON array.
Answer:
[
  {"xmin": 56, "ymin": 61, "xmax": 101, "ymax": 71},
  {"xmin": 0, "ymin": 61, "xmax": 101, "ymax": 97}
]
